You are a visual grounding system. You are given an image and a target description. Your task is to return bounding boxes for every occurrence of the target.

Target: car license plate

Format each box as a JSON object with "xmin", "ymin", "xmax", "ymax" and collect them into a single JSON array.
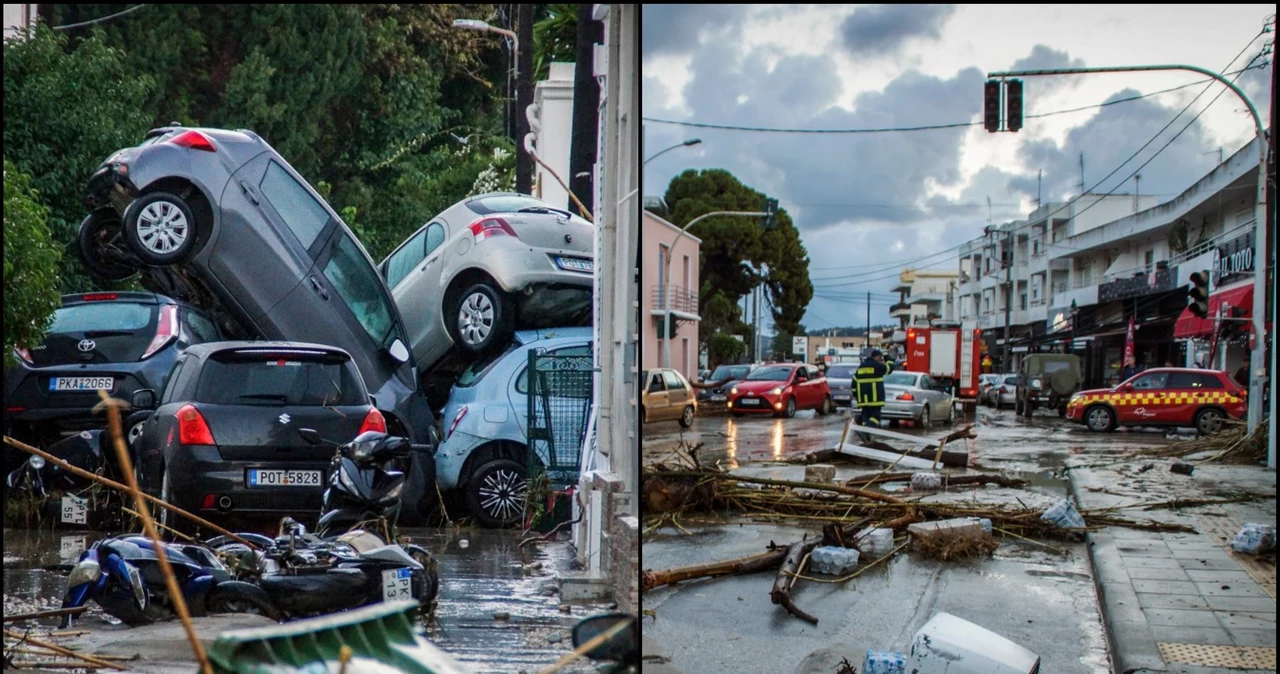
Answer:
[
  {"xmin": 710, "ymin": 395, "xmax": 726, "ymax": 402},
  {"xmin": 382, "ymin": 567, "xmax": 413, "ymax": 602},
  {"xmin": 246, "ymin": 469, "xmax": 323, "ymax": 487},
  {"xmin": 556, "ymin": 256, "xmax": 593, "ymax": 273},
  {"xmin": 49, "ymin": 377, "xmax": 114, "ymax": 392},
  {"xmin": 835, "ymin": 394, "xmax": 850, "ymax": 402},
  {"xmin": 738, "ymin": 398, "xmax": 760, "ymax": 406}
]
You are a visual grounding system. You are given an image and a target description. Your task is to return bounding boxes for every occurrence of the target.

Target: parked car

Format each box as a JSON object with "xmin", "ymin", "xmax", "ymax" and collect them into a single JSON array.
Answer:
[
  {"xmin": 130, "ymin": 342, "xmax": 407, "ymax": 534},
  {"xmin": 1016, "ymin": 354, "xmax": 1082, "ymax": 417},
  {"xmin": 882, "ymin": 371, "xmax": 955, "ymax": 427},
  {"xmin": 4, "ymin": 292, "xmax": 222, "ymax": 471},
  {"xmin": 728, "ymin": 364, "xmax": 834, "ymax": 418},
  {"xmin": 984, "ymin": 374, "xmax": 1019, "ymax": 409},
  {"xmin": 379, "ymin": 193, "xmax": 594, "ymax": 372},
  {"xmin": 698, "ymin": 363, "xmax": 754, "ymax": 403},
  {"xmin": 825, "ymin": 363, "xmax": 857, "ymax": 407},
  {"xmin": 977, "ymin": 373, "xmax": 1001, "ymax": 405},
  {"xmin": 1066, "ymin": 368, "xmax": 1245, "ymax": 434},
  {"xmin": 641, "ymin": 369, "xmax": 696, "ymax": 428},
  {"xmin": 435, "ymin": 327, "xmax": 592, "ymax": 528},
  {"xmin": 76, "ymin": 126, "xmax": 435, "ymax": 455}
]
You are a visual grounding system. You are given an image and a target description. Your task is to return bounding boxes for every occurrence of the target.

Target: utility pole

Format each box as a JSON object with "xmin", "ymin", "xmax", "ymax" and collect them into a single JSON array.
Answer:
[
  {"xmin": 866, "ymin": 291, "xmax": 871, "ymax": 350},
  {"xmin": 1003, "ymin": 229, "xmax": 1013, "ymax": 372},
  {"xmin": 568, "ymin": 3, "xmax": 602, "ymax": 214},
  {"xmin": 515, "ymin": 3, "xmax": 534, "ymax": 194}
]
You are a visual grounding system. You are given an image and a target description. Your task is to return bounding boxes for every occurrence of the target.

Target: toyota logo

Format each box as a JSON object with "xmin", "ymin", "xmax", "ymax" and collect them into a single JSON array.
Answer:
[{"xmin": 78, "ymin": 340, "xmax": 96, "ymax": 352}]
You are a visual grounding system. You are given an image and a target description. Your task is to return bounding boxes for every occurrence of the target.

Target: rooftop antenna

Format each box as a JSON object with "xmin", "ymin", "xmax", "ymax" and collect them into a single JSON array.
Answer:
[
  {"xmin": 987, "ymin": 196, "xmax": 993, "ymax": 227},
  {"xmin": 1078, "ymin": 153, "xmax": 1085, "ymax": 196},
  {"xmin": 1133, "ymin": 174, "xmax": 1141, "ymax": 213},
  {"xmin": 1036, "ymin": 169, "xmax": 1042, "ymax": 209}
]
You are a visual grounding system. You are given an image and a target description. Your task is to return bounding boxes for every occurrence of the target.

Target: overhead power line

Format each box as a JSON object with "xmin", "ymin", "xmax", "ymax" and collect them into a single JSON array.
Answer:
[{"xmin": 53, "ymin": 5, "xmax": 150, "ymax": 30}]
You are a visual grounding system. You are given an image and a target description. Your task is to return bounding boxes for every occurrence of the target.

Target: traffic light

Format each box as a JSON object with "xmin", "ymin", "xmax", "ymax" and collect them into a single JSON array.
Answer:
[
  {"xmin": 983, "ymin": 80, "xmax": 1001, "ymax": 133},
  {"xmin": 1220, "ymin": 305, "xmax": 1248, "ymax": 341},
  {"xmin": 1188, "ymin": 270, "xmax": 1210, "ymax": 319},
  {"xmin": 761, "ymin": 197, "xmax": 778, "ymax": 230},
  {"xmin": 1006, "ymin": 79, "xmax": 1024, "ymax": 132}
]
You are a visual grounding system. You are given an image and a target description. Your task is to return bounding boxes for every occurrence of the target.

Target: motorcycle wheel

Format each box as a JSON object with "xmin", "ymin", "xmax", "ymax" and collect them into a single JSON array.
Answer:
[{"xmin": 206, "ymin": 581, "xmax": 281, "ymax": 622}]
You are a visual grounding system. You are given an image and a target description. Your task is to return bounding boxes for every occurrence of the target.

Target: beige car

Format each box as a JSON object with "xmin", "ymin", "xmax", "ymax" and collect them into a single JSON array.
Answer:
[{"xmin": 641, "ymin": 369, "xmax": 697, "ymax": 427}]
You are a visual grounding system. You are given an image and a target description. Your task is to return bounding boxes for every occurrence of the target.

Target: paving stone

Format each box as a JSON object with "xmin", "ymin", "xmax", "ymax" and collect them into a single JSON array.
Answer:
[
  {"xmin": 1115, "ymin": 544, "xmax": 1175, "ymax": 558},
  {"xmin": 1169, "ymin": 546, "xmax": 1237, "ymax": 561},
  {"xmin": 1204, "ymin": 596, "xmax": 1279, "ymax": 612},
  {"xmin": 1223, "ymin": 627, "xmax": 1277, "ymax": 647},
  {"xmin": 1183, "ymin": 569, "xmax": 1254, "ymax": 584},
  {"xmin": 1110, "ymin": 528, "xmax": 1165, "ymax": 540},
  {"xmin": 1132, "ymin": 579, "xmax": 1200, "ymax": 595},
  {"xmin": 1213, "ymin": 611, "xmax": 1278, "ymax": 630},
  {"xmin": 1177, "ymin": 556, "xmax": 1246, "ymax": 570},
  {"xmin": 1193, "ymin": 581, "xmax": 1271, "ymax": 598},
  {"xmin": 1163, "ymin": 539, "xmax": 1224, "ymax": 552},
  {"xmin": 1144, "ymin": 609, "xmax": 1225, "ymax": 628},
  {"xmin": 1123, "ymin": 556, "xmax": 1185, "ymax": 569},
  {"xmin": 1127, "ymin": 566, "xmax": 1191, "ymax": 581},
  {"xmin": 1136, "ymin": 593, "xmax": 1210, "ymax": 610},
  {"xmin": 1149, "ymin": 624, "xmax": 1234, "ymax": 646}
]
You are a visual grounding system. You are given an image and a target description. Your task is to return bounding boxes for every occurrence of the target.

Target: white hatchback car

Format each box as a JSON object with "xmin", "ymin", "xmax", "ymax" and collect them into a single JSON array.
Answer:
[{"xmin": 379, "ymin": 193, "xmax": 595, "ymax": 371}]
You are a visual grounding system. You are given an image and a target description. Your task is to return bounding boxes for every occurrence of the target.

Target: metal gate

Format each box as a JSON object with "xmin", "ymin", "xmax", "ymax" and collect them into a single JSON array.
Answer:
[{"xmin": 526, "ymin": 350, "xmax": 594, "ymax": 489}]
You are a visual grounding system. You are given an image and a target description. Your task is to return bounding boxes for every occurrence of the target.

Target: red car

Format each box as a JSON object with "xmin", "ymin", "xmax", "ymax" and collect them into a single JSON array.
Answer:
[
  {"xmin": 728, "ymin": 363, "xmax": 834, "ymax": 418},
  {"xmin": 1065, "ymin": 368, "xmax": 1245, "ymax": 434}
]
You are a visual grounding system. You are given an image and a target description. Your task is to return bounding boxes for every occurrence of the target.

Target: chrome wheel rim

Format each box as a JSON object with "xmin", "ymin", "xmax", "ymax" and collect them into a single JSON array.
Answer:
[
  {"xmin": 478, "ymin": 468, "xmax": 525, "ymax": 523},
  {"xmin": 136, "ymin": 201, "xmax": 189, "ymax": 255},
  {"xmin": 458, "ymin": 292, "xmax": 494, "ymax": 346},
  {"xmin": 920, "ymin": 406, "xmax": 930, "ymax": 426},
  {"xmin": 1198, "ymin": 411, "xmax": 1222, "ymax": 434},
  {"xmin": 1087, "ymin": 408, "xmax": 1109, "ymax": 430},
  {"xmin": 682, "ymin": 407, "xmax": 693, "ymax": 425}
]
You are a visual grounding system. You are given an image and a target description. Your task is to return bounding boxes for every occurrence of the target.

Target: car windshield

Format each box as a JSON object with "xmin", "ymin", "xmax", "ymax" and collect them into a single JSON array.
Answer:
[
  {"xmin": 322, "ymin": 235, "xmax": 397, "ymax": 347},
  {"xmin": 196, "ymin": 357, "xmax": 365, "ymax": 406},
  {"xmin": 827, "ymin": 365, "xmax": 855, "ymax": 379},
  {"xmin": 885, "ymin": 372, "xmax": 918, "ymax": 387},
  {"xmin": 49, "ymin": 302, "xmax": 152, "ymax": 334},
  {"xmin": 710, "ymin": 365, "xmax": 751, "ymax": 381},
  {"xmin": 1041, "ymin": 361, "xmax": 1073, "ymax": 373},
  {"xmin": 745, "ymin": 366, "xmax": 793, "ymax": 382},
  {"xmin": 456, "ymin": 344, "xmax": 518, "ymax": 388}
]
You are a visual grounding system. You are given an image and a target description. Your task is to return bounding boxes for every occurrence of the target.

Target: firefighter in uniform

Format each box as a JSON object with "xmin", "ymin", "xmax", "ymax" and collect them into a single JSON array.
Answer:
[{"xmin": 854, "ymin": 349, "xmax": 891, "ymax": 436}]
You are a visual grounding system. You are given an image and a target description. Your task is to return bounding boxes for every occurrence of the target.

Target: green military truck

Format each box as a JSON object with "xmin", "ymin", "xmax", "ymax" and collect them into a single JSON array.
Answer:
[{"xmin": 1016, "ymin": 354, "xmax": 1082, "ymax": 417}]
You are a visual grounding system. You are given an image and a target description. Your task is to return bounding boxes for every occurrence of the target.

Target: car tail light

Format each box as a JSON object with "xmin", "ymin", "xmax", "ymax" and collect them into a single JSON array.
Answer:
[
  {"xmin": 899, "ymin": 392, "xmax": 915, "ymax": 401},
  {"xmin": 448, "ymin": 406, "xmax": 469, "ymax": 439},
  {"xmin": 169, "ymin": 130, "xmax": 216, "ymax": 152},
  {"xmin": 14, "ymin": 347, "xmax": 33, "ymax": 364},
  {"xmin": 202, "ymin": 494, "xmax": 217, "ymax": 509},
  {"xmin": 358, "ymin": 408, "xmax": 387, "ymax": 435},
  {"xmin": 469, "ymin": 217, "xmax": 518, "ymax": 242},
  {"xmin": 141, "ymin": 304, "xmax": 178, "ymax": 360},
  {"xmin": 81, "ymin": 293, "xmax": 118, "ymax": 302},
  {"xmin": 177, "ymin": 404, "xmax": 215, "ymax": 445},
  {"xmin": 6, "ymin": 406, "xmax": 26, "ymax": 413}
]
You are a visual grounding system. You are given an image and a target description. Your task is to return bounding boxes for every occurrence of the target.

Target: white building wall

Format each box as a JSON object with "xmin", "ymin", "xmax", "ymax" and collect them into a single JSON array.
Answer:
[
  {"xmin": 4, "ymin": 4, "xmax": 37, "ymax": 40},
  {"xmin": 532, "ymin": 63, "xmax": 576, "ymax": 210}
]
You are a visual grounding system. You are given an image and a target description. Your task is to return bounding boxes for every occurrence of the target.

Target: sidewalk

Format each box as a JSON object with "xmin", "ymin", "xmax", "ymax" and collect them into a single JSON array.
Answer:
[{"xmin": 1070, "ymin": 458, "xmax": 1276, "ymax": 673}]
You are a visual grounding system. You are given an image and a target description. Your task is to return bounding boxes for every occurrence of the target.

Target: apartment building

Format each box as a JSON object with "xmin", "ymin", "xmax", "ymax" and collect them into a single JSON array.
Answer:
[
  {"xmin": 889, "ymin": 268, "xmax": 961, "ymax": 329},
  {"xmin": 640, "ymin": 210, "xmax": 702, "ymax": 383}
]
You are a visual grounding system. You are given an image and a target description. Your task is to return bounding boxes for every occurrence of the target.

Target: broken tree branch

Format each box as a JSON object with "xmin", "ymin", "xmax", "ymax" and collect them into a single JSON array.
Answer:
[
  {"xmin": 641, "ymin": 549, "xmax": 788, "ymax": 593},
  {"xmin": 3, "ymin": 607, "xmax": 87, "ymax": 624},
  {"xmin": 645, "ymin": 471, "xmax": 904, "ymax": 505},
  {"xmin": 770, "ymin": 536, "xmax": 822, "ymax": 625},
  {"xmin": 3, "ymin": 630, "xmax": 125, "ymax": 671}
]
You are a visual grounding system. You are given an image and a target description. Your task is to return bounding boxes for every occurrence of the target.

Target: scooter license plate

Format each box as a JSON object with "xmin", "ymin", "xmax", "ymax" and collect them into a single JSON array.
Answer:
[
  {"xmin": 246, "ymin": 469, "xmax": 323, "ymax": 487},
  {"xmin": 382, "ymin": 567, "xmax": 413, "ymax": 602}
]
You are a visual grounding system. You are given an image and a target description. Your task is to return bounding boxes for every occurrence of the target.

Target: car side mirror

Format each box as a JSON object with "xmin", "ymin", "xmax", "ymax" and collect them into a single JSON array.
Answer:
[
  {"xmin": 388, "ymin": 339, "xmax": 410, "ymax": 364},
  {"xmin": 131, "ymin": 389, "xmax": 157, "ymax": 411},
  {"xmin": 571, "ymin": 613, "xmax": 637, "ymax": 662},
  {"xmin": 299, "ymin": 428, "xmax": 323, "ymax": 445}
]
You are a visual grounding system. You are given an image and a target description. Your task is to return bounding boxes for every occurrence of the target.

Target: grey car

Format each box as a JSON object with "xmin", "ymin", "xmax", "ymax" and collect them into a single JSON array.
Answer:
[
  {"xmin": 697, "ymin": 363, "xmax": 754, "ymax": 403},
  {"xmin": 434, "ymin": 327, "xmax": 592, "ymax": 528},
  {"xmin": 825, "ymin": 363, "xmax": 857, "ymax": 407},
  {"xmin": 380, "ymin": 193, "xmax": 595, "ymax": 372},
  {"xmin": 985, "ymin": 374, "xmax": 1019, "ymax": 409},
  {"xmin": 882, "ymin": 371, "xmax": 955, "ymax": 426},
  {"xmin": 77, "ymin": 126, "xmax": 435, "ymax": 456}
]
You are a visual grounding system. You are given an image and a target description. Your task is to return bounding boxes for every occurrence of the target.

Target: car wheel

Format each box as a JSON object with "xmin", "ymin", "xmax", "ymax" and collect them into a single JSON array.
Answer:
[
  {"xmin": 783, "ymin": 398, "xmax": 797, "ymax": 418},
  {"xmin": 641, "ymin": 406, "xmax": 649, "ymax": 424},
  {"xmin": 159, "ymin": 467, "xmax": 194, "ymax": 536},
  {"xmin": 1058, "ymin": 403, "xmax": 1068, "ymax": 418},
  {"xmin": 123, "ymin": 192, "xmax": 198, "ymax": 265},
  {"xmin": 77, "ymin": 210, "xmax": 138, "ymax": 281},
  {"xmin": 946, "ymin": 402, "xmax": 955, "ymax": 425},
  {"xmin": 1085, "ymin": 405, "xmax": 1116, "ymax": 432},
  {"xmin": 451, "ymin": 282, "xmax": 513, "ymax": 356},
  {"xmin": 465, "ymin": 458, "xmax": 527, "ymax": 528},
  {"xmin": 818, "ymin": 396, "xmax": 834, "ymax": 416},
  {"xmin": 918, "ymin": 404, "xmax": 931, "ymax": 427},
  {"xmin": 678, "ymin": 405, "xmax": 695, "ymax": 428},
  {"xmin": 206, "ymin": 581, "xmax": 280, "ymax": 621},
  {"xmin": 1194, "ymin": 408, "xmax": 1225, "ymax": 436}
]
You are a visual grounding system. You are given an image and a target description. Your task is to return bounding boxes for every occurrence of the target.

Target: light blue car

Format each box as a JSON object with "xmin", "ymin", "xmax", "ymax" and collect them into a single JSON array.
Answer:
[{"xmin": 435, "ymin": 327, "xmax": 593, "ymax": 527}]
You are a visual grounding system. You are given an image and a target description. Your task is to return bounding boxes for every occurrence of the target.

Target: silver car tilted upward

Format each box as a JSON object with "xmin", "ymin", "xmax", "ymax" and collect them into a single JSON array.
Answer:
[{"xmin": 380, "ymin": 193, "xmax": 595, "ymax": 372}]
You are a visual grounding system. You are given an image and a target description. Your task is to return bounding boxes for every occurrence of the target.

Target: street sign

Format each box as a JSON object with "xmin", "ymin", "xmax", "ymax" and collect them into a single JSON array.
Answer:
[{"xmin": 792, "ymin": 336, "xmax": 807, "ymax": 356}]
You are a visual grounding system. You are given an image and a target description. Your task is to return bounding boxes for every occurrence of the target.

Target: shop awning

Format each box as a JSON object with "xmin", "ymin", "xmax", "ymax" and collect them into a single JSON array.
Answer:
[{"xmin": 1173, "ymin": 285, "xmax": 1253, "ymax": 339}]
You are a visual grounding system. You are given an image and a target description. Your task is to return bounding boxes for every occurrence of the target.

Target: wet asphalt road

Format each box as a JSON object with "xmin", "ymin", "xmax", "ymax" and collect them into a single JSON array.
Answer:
[
  {"xmin": 642, "ymin": 404, "xmax": 1191, "ymax": 673},
  {"xmin": 3, "ymin": 527, "xmax": 607, "ymax": 674}
]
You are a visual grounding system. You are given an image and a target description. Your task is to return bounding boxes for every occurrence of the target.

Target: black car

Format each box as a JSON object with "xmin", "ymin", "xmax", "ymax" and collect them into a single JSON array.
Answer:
[
  {"xmin": 4, "ymin": 292, "xmax": 221, "ymax": 469},
  {"xmin": 697, "ymin": 363, "xmax": 755, "ymax": 403},
  {"xmin": 131, "ymin": 341, "xmax": 415, "ymax": 533}
]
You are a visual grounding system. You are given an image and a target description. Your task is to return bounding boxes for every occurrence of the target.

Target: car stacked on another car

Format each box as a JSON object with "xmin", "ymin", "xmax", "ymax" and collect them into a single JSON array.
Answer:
[
  {"xmin": 641, "ymin": 369, "xmax": 697, "ymax": 428},
  {"xmin": 1066, "ymin": 368, "xmax": 1245, "ymax": 434},
  {"xmin": 4, "ymin": 292, "xmax": 222, "ymax": 469},
  {"xmin": 883, "ymin": 371, "xmax": 956, "ymax": 427},
  {"xmin": 728, "ymin": 363, "xmax": 834, "ymax": 418}
]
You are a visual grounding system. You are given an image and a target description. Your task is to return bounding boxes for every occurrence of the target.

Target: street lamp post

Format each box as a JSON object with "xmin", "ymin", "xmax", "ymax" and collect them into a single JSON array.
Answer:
[
  {"xmin": 989, "ymin": 63, "xmax": 1273, "ymax": 467},
  {"xmin": 662, "ymin": 211, "xmax": 766, "ymax": 370},
  {"xmin": 644, "ymin": 138, "xmax": 702, "ymax": 166},
  {"xmin": 453, "ymin": 18, "xmax": 519, "ymax": 142}
]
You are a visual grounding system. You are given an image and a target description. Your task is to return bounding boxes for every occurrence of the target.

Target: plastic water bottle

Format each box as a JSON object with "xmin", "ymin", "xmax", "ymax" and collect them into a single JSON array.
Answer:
[
  {"xmin": 863, "ymin": 650, "xmax": 906, "ymax": 674},
  {"xmin": 967, "ymin": 517, "xmax": 993, "ymax": 534},
  {"xmin": 1231, "ymin": 523, "xmax": 1275, "ymax": 555},
  {"xmin": 910, "ymin": 472, "xmax": 942, "ymax": 492},
  {"xmin": 1041, "ymin": 499, "xmax": 1086, "ymax": 529},
  {"xmin": 810, "ymin": 546, "xmax": 860, "ymax": 575},
  {"xmin": 855, "ymin": 527, "xmax": 895, "ymax": 558}
]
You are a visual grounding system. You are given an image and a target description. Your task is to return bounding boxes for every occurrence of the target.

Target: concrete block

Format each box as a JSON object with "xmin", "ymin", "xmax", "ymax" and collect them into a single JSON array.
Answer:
[{"xmin": 804, "ymin": 464, "xmax": 836, "ymax": 484}]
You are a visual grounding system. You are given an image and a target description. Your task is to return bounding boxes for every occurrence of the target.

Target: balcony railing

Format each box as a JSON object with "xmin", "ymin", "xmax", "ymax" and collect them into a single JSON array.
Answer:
[
  {"xmin": 651, "ymin": 285, "xmax": 700, "ymax": 315},
  {"xmin": 890, "ymin": 302, "xmax": 912, "ymax": 313}
]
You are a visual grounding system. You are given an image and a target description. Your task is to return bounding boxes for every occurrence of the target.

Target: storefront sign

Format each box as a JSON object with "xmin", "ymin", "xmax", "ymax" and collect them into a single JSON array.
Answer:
[{"xmin": 1211, "ymin": 231, "xmax": 1255, "ymax": 286}]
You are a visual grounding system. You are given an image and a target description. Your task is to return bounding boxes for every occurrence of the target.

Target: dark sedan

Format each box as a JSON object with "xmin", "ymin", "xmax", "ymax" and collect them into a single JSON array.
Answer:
[{"xmin": 131, "ymin": 342, "xmax": 393, "ymax": 533}]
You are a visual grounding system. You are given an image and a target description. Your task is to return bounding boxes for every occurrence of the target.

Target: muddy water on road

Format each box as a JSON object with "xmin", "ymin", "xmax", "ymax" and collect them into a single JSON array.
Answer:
[{"xmin": 2, "ymin": 526, "xmax": 604, "ymax": 674}]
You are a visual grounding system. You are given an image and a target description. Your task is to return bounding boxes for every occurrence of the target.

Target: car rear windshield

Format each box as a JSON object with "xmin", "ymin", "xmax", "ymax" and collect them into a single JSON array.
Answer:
[
  {"xmin": 827, "ymin": 365, "xmax": 855, "ymax": 379},
  {"xmin": 468, "ymin": 195, "xmax": 554, "ymax": 215},
  {"xmin": 710, "ymin": 365, "xmax": 751, "ymax": 381},
  {"xmin": 746, "ymin": 366, "xmax": 793, "ymax": 381},
  {"xmin": 1041, "ymin": 361, "xmax": 1073, "ymax": 373},
  {"xmin": 31, "ymin": 302, "xmax": 158, "ymax": 365},
  {"xmin": 196, "ymin": 355, "xmax": 365, "ymax": 406},
  {"xmin": 50, "ymin": 302, "xmax": 153, "ymax": 334},
  {"xmin": 885, "ymin": 372, "xmax": 917, "ymax": 386}
]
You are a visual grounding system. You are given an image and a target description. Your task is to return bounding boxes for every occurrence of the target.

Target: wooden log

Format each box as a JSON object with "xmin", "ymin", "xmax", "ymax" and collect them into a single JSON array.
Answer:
[
  {"xmin": 3, "ymin": 630, "xmax": 125, "ymax": 671},
  {"xmin": 3, "ymin": 607, "xmax": 87, "ymax": 624},
  {"xmin": 641, "ymin": 548, "xmax": 789, "ymax": 593},
  {"xmin": 645, "ymin": 471, "xmax": 904, "ymax": 505},
  {"xmin": 769, "ymin": 536, "xmax": 822, "ymax": 624}
]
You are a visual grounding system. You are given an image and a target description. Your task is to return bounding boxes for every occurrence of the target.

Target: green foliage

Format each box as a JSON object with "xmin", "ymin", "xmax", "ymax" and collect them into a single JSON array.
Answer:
[
  {"xmin": 707, "ymin": 334, "xmax": 747, "ymax": 369},
  {"xmin": 4, "ymin": 160, "xmax": 63, "ymax": 368},
  {"xmin": 534, "ymin": 4, "xmax": 579, "ymax": 81},
  {"xmin": 664, "ymin": 169, "xmax": 814, "ymax": 352},
  {"xmin": 771, "ymin": 325, "xmax": 806, "ymax": 362},
  {"xmin": 3, "ymin": 24, "xmax": 154, "ymax": 294}
]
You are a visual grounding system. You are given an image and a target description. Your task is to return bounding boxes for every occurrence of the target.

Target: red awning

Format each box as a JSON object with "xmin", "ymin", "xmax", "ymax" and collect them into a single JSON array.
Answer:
[{"xmin": 1173, "ymin": 285, "xmax": 1254, "ymax": 339}]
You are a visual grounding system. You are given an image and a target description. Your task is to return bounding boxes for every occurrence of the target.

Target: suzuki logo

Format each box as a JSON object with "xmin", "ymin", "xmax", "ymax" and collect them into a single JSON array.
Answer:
[
  {"xmin": 278, "ymin": 413, "xmax": 291, "ymax": 425},
  {"xmin": 78, "ymin": 339, "xmax": 96, "ymax": 352}
]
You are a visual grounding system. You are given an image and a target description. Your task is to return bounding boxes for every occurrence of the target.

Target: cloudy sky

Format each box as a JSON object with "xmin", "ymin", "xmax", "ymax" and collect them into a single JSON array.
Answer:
[{"xmin": 642, "ymin": 4, "xmax": 1275, "ymax": 332}]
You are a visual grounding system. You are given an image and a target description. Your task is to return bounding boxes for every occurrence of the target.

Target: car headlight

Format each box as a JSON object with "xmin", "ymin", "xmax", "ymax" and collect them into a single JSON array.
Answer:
[
  {"xmin": 1070, "ymin": 392, "xmax": 1083, "ymax": 400},
  {"xmin": 1031, "ymin": 379, "xmax": 1042, "ymax": 389},
  {"xmin": 770, "ymin": 388, "xmax": 782, "ymax": 396},
  {"xmin": 731, "ymin": 387, "xmax": 738, "ymax": 395},
  {"xmin": 67, "ymin": 557, "xmax": 102, "ymax": 588}
]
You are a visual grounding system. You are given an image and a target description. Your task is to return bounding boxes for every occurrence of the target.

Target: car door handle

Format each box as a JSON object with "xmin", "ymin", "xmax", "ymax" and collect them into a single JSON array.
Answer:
[
  {"xmin": 420, "ymin": 255, "xmax": 440, "ymax": 271},
  {"xmin": 308, "ymin": 276, "xmax": 329, "ymax": 300},
  {"xmin": 239, "ymin": 181, "xmax": 260, "ymax": 205}
]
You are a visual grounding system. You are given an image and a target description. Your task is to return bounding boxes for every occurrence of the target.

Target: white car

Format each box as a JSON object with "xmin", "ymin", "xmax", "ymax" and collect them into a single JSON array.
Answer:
[{"xmin": 379, "ymin": 193, "xmax": 595, "ymax": 371}]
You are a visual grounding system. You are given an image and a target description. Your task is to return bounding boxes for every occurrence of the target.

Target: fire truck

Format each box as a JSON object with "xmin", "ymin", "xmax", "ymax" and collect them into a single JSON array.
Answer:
[{"xmin": 900, "ymin": 320, "xmax": 983, "ymax": 402}]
